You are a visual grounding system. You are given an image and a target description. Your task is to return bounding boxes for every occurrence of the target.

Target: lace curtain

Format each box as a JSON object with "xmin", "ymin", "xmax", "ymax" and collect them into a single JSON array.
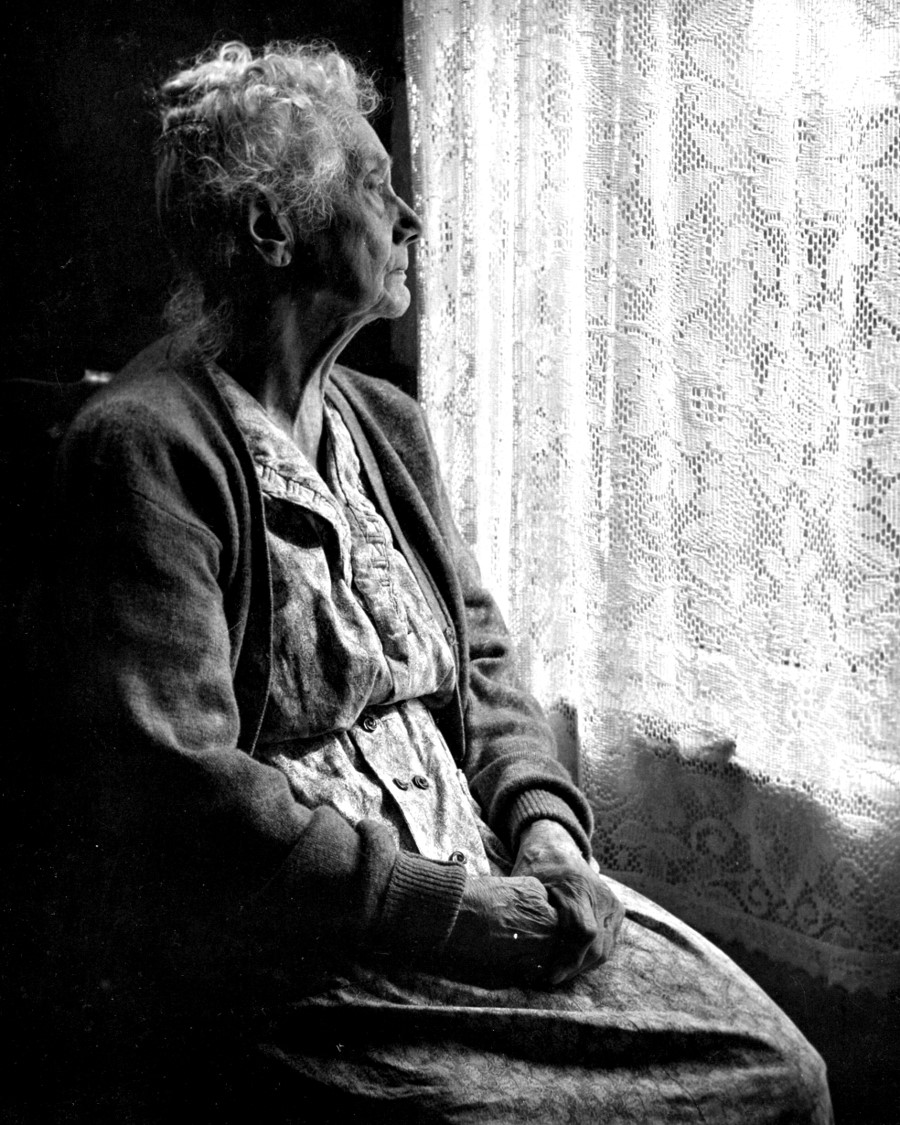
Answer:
[{"xmin": 404, "ymin": 0, "xmax": 900, "ymax": 993}]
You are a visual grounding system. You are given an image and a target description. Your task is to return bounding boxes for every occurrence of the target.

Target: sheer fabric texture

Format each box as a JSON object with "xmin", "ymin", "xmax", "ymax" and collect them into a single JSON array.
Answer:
[{"xmin": 404, "ymin": 0, "xmax": 900, "ymax": 992}]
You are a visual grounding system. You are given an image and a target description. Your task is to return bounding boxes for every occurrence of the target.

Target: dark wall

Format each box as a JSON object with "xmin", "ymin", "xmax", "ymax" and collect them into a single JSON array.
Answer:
[{"xmin": 3, "ymin": 0, "xmax": 416, "ymax": 391}]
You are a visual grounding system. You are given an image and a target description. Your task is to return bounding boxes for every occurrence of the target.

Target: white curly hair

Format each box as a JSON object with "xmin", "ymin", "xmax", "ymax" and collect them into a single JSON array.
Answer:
[{"xmin": 154, "ymin": 39, "xmax": 381, "ymax": 357}]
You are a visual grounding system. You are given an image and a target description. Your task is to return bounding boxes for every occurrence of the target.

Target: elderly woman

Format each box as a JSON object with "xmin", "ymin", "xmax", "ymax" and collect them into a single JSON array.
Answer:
[{"xmin": 34, "ymin": 40, "xmax": 831, "ymax": 1123}]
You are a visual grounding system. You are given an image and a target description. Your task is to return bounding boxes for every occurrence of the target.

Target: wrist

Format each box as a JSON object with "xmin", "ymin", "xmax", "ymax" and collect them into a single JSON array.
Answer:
[
  {"xmin": 375, "ymin": 851, "xmax": 468, "ymax": 957},
  {"xmin": 516, "ymin": 819, "xmax": 584, "ymax": 862},
  {"xmin": 506, "ymin": 789, "xmax": 593, "ymax": 860}
]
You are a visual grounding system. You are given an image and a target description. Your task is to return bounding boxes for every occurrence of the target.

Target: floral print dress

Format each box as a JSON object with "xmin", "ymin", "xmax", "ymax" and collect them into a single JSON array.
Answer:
[{"xmin": 212, "ymin": 368, "xmax": 833, "ymax": 1125}]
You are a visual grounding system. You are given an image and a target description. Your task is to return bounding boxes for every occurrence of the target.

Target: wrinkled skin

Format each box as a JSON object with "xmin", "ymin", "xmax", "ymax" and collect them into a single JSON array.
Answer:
[
  {"xmin": 444, "ymin": 820, "xmax": 625, "ymax": 987},
  {"xmin": 238, "ymin": 115, "xmax": 422, "ymax": 466},
  {"xmin": 512, "ymin": 819, "xmax": 625, "ymax": 985},
  {"xmin": 300, "ymin": 116, "xmax": 421, "ymax": 324}
]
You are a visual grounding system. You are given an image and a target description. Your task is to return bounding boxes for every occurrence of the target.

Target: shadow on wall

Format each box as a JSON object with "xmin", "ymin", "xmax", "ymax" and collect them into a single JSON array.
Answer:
[{"xmin": 2, "ymin": 0, "xmax": 416, "ymax": 394}]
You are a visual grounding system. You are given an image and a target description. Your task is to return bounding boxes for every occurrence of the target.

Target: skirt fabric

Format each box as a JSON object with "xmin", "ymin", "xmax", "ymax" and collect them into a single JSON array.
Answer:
[{"xmin": 232, "ymin": 879, "xmax": 833, "ymax": 1124}]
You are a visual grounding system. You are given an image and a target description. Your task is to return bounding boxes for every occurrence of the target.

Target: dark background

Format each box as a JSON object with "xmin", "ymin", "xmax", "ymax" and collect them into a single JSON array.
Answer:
[
  {"xmin": 4, "ymin": 5, "xmax": 898, "ymax": 1122},
  {"xmin": 2, "ymin": 0, "xmax": 416, "ymax": 392}
]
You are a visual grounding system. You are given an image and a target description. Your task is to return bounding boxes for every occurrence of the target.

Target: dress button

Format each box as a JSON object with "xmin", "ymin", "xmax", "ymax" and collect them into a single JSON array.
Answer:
[
  {"xmin": 449, "ymin": 850, "xmax": 467, "ymax": 865},
  {"xmin": 412, "ymin": 774, "xmax": 430, "ymax": 790},
  {"xmin": 360, "ymin": 713, "xmax": 378, "ymax": 733},
  {"xmin": 392, "ymin": 777, "xmax": 409, "ymax": 791}
]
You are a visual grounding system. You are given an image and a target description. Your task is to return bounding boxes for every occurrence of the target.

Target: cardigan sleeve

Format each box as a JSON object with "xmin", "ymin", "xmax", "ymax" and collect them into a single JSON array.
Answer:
[
  {"xmin": 49, "ymin": 393, "xmax": 465, "ymax": 999},
  {"xmin": 437, "ymin": 487, "xmax": 595, "ymax": 859},
  {"xmin": 339, "ymin": 371, "xmax": 596, "ymax": 860}
]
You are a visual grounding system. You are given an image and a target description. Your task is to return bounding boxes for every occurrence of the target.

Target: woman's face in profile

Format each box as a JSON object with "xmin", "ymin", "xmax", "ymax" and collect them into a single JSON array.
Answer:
[{"xmin": 300, "ymin": 116, "xmax": 422, "ymax": 323}]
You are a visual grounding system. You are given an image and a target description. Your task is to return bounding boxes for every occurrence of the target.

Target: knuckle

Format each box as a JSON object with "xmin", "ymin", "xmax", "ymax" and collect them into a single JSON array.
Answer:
[{"xmin": 572, "ymin": 908, "xmax": 598, "ymax": 942}]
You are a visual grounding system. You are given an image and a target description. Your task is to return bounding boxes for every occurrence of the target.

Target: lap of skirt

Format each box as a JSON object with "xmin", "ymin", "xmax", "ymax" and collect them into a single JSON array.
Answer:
[{"xmin": 232, "ymin": 880, "xmax": 833, "ymax": 1125}]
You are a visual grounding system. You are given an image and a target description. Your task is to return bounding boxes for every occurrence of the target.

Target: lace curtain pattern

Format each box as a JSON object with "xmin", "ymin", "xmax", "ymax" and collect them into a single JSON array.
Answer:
[{"xmin": 404, "ymin": 0, "xmax": 900, "ymax": 993}]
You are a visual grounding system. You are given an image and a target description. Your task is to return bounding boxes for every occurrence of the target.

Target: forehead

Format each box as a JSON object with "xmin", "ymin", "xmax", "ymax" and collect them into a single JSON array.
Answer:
[{"xmin": 346, "ymin": 116, "xmax": 391, "ymax": 170}]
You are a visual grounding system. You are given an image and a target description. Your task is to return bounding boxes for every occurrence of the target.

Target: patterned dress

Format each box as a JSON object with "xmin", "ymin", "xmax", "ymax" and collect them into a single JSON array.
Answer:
[{"xmin": 212, "ymin": 369, "xmax": 833, "ymax": 1124}]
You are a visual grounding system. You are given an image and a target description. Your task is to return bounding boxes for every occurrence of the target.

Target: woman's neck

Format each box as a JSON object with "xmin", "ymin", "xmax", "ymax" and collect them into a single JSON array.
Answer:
[{"xmin": 222, "ymin": 292, "xmax": 372, "ymax": 469}]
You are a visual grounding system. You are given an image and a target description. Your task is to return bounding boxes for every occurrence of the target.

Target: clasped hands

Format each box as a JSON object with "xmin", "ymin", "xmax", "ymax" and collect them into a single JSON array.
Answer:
[{"xmin": 443, "ymin": 819, "xmax": 624, "ymax": 987}]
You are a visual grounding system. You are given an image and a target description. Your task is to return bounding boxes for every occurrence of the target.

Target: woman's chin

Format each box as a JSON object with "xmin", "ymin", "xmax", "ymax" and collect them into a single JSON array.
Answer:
[{"xmin": 374, "ymin": 284, "xmax": 411, "ymax": 320}]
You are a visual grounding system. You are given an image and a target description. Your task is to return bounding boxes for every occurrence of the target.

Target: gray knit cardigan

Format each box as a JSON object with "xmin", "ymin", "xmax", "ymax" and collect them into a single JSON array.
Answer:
[{"xmin": 48, "ymin": 336, "xmax": 593, "ymax": 1000}]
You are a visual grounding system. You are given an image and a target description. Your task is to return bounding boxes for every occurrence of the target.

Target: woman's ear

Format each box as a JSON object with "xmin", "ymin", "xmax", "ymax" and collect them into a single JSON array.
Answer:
[{"xmin": 247, "ymin": 190, "xmax": 294, "ymax": 268}]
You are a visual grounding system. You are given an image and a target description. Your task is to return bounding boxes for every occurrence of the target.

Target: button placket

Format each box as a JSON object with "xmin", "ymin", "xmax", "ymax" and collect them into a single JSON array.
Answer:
[{"xmin": 345, "ymin": 699, "xmax": 492, "ymax": 875}]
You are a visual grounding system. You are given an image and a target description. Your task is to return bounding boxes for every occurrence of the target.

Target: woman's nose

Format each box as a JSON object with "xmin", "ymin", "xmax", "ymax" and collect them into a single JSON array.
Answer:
[{"xmin": 394, "ymin": 196, "xmax": 423, "ymax": 244}]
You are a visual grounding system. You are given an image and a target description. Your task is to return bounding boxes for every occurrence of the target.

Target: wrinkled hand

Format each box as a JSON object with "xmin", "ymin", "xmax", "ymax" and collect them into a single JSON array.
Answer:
[
  {"xmin": 512, "ymin": 820, "xmax": 624, "ymax": 985},
  {"xmin": 442, "ymin": 874, "xmax": 560, "ymax": 986}
]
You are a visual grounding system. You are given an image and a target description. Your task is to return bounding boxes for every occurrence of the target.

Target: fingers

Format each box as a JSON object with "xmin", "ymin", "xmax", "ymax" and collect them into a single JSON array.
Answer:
[
  {"xmin": 442, "ymin": 869, "xmax": 624, "ymax": 988},
  {"xmin": 540, "ymin": 867, "xmax": 625, "ymax": 985},
  {"xmin": 544, "ymin": 874, "xmax": 600, "ymax": 984},
  {"xmin": 490, "ymin": 878, "xmax": 560, "ymax": 974},
  {"xmin": 442, "ymin": 876, "xmax": 560, "ymax": 985}
]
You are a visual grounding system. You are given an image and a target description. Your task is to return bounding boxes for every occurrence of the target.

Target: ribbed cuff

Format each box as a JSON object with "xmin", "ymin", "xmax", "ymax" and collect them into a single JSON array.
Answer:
[
  {"xmin": 507, "ymin": 790, "xmax": 592, "ymax": 859},
  {"xmin": 373, "ymin": 850, "xmax": 468, "ymax": 957}
]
